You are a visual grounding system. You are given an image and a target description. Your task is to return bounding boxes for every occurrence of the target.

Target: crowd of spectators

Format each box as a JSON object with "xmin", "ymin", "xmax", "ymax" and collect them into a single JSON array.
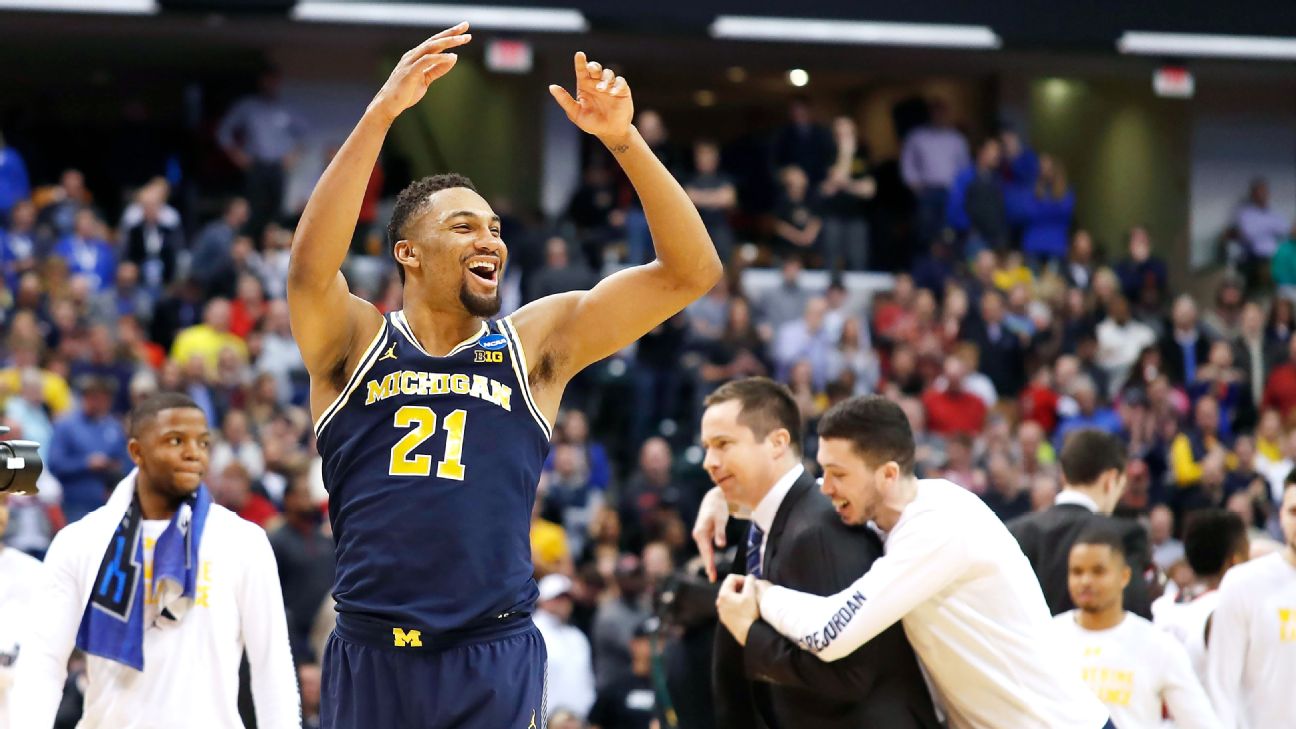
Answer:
[{"xmin": 2, "ymin": 83, "xmax": 1295, "ymax": 728}]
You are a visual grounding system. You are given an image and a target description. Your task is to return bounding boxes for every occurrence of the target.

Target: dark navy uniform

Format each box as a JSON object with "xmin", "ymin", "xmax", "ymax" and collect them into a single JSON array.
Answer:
[{"xmin": 316, "ymin": 310, "xmax": 551, "ymax": 729}]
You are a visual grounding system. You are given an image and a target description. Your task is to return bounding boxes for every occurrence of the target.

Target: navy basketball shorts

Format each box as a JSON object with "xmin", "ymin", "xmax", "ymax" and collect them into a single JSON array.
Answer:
[{"xmin": 321, "ymin": 614, "xmax": 548, "ymax": 729}]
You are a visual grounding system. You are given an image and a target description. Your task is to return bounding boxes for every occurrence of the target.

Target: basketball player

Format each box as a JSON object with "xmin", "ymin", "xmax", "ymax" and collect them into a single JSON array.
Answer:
[
  {"xmin": 1051, "ymin": 528, "xmax": 1219, "ymax": 729},
  {"xmin": 705, "ymin": 395, "xmax": 1111, "ymax": 728},
  {"xmin": 1207, "ymin": 479, "xmax": 1296, "ymax": 728},
  {"xmin": 8, "ymin": 393, "xmax": 299, "ymax": 728},
  {"xmin": 287, "ymin": 23, "xmax": 721, "ymax": 729}
]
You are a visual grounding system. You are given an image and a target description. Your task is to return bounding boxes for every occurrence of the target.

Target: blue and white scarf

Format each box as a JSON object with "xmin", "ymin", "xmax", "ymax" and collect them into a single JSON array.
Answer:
[{"xmin": 75, "ymin": 470, "xmax": 212, "ymax": 671}]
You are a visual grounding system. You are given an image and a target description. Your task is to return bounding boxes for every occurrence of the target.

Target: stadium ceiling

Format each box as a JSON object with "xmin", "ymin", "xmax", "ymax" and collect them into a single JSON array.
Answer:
[{"xmin": 4, "ymin": 1, "xmax": 1296, "ymax": 61}]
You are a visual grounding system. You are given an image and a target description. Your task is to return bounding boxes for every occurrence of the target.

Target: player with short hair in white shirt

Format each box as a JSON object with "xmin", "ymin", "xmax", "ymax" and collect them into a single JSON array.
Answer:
[
  {"xmin": 1154, "ymin": 509, "xmax": 1250, "ymax": 688},
  {"xmin": 1052, "ymin": 526, "xmax": 1219, "ymax": 729},
  {"xmin": 8, "ymin": 393, "xmax": 299, "ymax": 729},
  {"xmin": 1207, "ymin": 480, "xmax": 1296, "ymax": 729},
  {"xmin": 698, "ymin": 395, "xmax": 1111, "ymax": 729}
]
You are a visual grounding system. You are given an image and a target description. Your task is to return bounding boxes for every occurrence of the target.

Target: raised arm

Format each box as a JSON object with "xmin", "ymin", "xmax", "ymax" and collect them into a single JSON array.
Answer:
[
  {"xmin": 514, "ymin": 53, "xmax": 722, "ymax": 387},
  {"xmin": 287, "ymin": 24, "xmax": 470, "ymax": 393}
]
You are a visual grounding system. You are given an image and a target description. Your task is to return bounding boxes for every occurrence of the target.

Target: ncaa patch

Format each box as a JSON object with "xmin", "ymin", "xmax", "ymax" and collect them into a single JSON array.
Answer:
[{"xmin": 479, "ymin": 333, "xmax": 508, "ymax": 351}]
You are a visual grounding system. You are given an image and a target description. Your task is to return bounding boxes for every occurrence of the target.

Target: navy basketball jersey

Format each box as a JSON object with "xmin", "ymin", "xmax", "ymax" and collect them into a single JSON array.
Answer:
[{"xmin": 315, "ymin": 310, "xmax": 551, "ymax": 635}]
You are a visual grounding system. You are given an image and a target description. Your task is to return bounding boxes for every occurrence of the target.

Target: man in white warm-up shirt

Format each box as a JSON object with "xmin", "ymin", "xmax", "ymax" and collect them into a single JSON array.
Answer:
[
  {"xmin": 9, "ymin": 393, "xmax": 299, "ymax": 729},
  {"xmin": 698, "ymin": 395, "xmax": 1110, "ymax": 729},
  {"xmin": 0, "ymin": 493, "xmax": 43, "ymax": 729},
  {"xmin": 1154, "ymin": 509, "xmax": 1250, "ymax": 687},
  {"xmin": 1207, "ymin": 480, "xmax": 1296, "ymax": 728},
  {"xmin": 1052, "ymin": 528, "xmax": 1218, "ymax": 729}
]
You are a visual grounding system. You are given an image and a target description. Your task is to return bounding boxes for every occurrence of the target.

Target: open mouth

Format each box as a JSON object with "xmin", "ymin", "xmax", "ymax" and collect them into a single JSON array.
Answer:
[{"xmin": 466, "ymin": 258, "xmax": 499, "ymax": 286}]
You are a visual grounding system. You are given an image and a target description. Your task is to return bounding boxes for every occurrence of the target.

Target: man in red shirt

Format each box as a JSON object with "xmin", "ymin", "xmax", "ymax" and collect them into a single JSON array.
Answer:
[
  {"xmin": 1262, "ymin": 336, "xmax": 1296, "ymax": 422},
  {"xmin": 923, "ymin": 354, "xmax": 989, "ymax": 436}
]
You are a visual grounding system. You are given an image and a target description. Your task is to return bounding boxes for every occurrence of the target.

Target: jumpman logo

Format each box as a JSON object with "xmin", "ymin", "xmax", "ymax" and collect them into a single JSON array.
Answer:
[
  {"xmin": 527, "ymin": 709, "xmax": 537, "ymax": 729},
  {"xmin": 378, "ymin": 342, "xmax": 398, "ymax": 361}
]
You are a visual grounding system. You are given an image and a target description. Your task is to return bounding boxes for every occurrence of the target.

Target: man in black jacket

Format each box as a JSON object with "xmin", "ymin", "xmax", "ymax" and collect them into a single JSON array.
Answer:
[
  {"xmin": 1008, "ymin": 428, "xmax": 1153, "ymax": 618},
  {"xmin": 698, "ymin": 377, "xmax": 938, "ymax": 729}
]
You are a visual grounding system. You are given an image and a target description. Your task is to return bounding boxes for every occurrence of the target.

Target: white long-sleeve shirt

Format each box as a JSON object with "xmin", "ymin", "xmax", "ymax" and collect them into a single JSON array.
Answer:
[
  {"xmin": 1155, "ymin": 589, "xmax": 1220, "ymax": 689},
  {"xmin": 1051, "ymin": 611, "xmax": 1219, "ymax": 729},
  {"xmin": 8, "ymin": 496, "xmax": 300, "ymax": 729},
  {"xmin": 1206, "ymin": 552, "xmax": 1296, "ymax": 729},
  {"xmin": 759, "ymin": 478, "xmax": 1109, "ymax": 729},
  {"xmin": 0, "ymin": 546, "xmax": 43, "ymax": 729},
  {"xmin": 533, "ymin": 609, "xmax": 595, "ymax": 719}
]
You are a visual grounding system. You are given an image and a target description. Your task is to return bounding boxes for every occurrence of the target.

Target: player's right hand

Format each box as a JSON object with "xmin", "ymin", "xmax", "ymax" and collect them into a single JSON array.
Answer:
[
  {"xmin": 693, "ymin": 486, "xmax": 730, "ymax": 583},
  {"xmin": 370, "ymin": 22, "xmax": 472, "ymax": 122}
]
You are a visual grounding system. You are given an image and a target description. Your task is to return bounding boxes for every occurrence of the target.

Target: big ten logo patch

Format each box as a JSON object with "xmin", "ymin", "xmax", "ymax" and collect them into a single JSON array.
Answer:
[
  {"xmin": 475, "ymin": 350, "xmax": 503, "ymax": 363},
  {"xmin": 196, "ymin": 561, "xmax": 213, "ymax": 608},
  {"xmin": 1281, "ymin": 608, "xmax": 1296, "ymax": 642}
]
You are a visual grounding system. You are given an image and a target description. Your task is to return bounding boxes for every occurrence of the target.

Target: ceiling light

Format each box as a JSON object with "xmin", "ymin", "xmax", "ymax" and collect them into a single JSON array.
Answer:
[
  {"xmin": 0, "ymin": 0, "xmax": 156, "ymax": 13},
  {"xmin": 711, "ymin": 16, "xmax": 1001, "ymax": 49},
  {"xmin": 1118, "ymin": 31, "xmax": 1296, "ymax": 61},
  {"xmin": 788, "ymin": 69, "xmax": 809, "ymax": 87},
  {"xmin": 292, "ymin": 1, "xmax": 588, "ymax": 33}
]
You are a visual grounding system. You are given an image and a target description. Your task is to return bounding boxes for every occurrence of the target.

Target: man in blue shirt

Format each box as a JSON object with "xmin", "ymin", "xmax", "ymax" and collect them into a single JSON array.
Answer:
[{"xmin": 48, "ymin": 375, "xmax": 130, "ymax": 522}]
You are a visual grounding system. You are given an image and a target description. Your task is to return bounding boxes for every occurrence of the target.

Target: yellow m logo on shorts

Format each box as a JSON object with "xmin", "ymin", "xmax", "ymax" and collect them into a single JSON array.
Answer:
[{"xmin": 393, "ymin": 628, "xmax": 423, "ymax": 647}]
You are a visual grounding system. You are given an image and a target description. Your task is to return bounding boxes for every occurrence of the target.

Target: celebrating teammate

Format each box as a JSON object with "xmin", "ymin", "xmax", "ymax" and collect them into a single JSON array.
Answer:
[
  {"xmin": 286, "ymin": 22, "xmax": 721, "ymax": 729},
  {"xmin": 699, "ymin": 395, "xmax": 1111, "ymax": 729}
]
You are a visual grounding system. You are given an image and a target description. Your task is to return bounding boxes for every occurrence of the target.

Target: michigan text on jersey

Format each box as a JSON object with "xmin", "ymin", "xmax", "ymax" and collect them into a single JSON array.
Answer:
[{"xmin": 365, "ymin": 371, "xmax": 513, "ymax": 411}]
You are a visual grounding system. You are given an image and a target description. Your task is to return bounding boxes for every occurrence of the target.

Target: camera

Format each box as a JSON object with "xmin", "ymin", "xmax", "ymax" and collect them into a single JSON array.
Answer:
[
  {"xmin": 652, "ymin": 548, "xmax": 740, "ymax": 630},
  {"xmin": 0, "ymin": 425, "xmax": 44, "ymax": 496}
]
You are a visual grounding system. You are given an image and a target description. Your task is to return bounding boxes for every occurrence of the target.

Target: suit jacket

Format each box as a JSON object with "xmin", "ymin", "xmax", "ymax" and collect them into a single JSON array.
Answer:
[
  {"xmin": 124, "ymin": 221, "xmax": 183, "ymax": 288},
  {"xmin": 713, "ymin": 472, "xmax": 940, "ymax": 729},
  {"xmin": 1008, "ymin": 502, "xmax": 1152, "ymax": 619},
  {"xmin": 1158, "ymin": 330, "xmax": 1212, "ymax": 387}
]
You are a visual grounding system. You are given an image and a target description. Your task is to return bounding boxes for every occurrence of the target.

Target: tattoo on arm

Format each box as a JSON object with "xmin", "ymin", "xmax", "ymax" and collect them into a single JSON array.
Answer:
[{"xmin": 611, "ymin": 144, "xmax": 630, "ymax": 154}]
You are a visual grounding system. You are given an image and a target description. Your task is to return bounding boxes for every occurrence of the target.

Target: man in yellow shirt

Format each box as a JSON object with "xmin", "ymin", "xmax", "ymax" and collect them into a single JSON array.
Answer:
[
  {"xmin": 169, "ymin": 298, "xmax": 248, "ymax": 377},
  {"xmin": 0, "ymin": 343, "xmax": 72, "ymax": 416}
]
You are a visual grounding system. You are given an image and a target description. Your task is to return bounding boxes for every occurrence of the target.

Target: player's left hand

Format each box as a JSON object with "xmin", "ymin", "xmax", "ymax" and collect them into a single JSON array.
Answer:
[
  {"xmin": 548, "ymin": 52, "xmax": 633, "ymax": 144},
  {"xmin": 716, "ymin": 574, "xmax": 760, "ymax": 645}
]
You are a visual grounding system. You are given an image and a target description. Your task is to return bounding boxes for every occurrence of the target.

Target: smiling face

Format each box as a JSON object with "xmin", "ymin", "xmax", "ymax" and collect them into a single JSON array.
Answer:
[
  {"xmin": 701, "ymin": 399, "xmax": 787, "ymax": 509},
  {"xmin": 396, "ymin": 186, "xmax": 507, "ymax": 317},
  {"xmin": 817, "ymin": 437, "xmax": 894, "ymax": 526}
]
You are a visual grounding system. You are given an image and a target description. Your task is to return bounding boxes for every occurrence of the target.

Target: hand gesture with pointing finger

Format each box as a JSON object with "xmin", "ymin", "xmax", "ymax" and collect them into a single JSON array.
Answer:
[{"xmin": 549, "ymin": 52, "xmax": 634, "ymax": 144}]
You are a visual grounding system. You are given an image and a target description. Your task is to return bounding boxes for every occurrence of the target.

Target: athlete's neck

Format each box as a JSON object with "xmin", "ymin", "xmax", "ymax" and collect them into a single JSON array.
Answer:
[
  {"xmin": 136, "ymin": 479, "xmax": 183, "ymax": 521},
  {"xmin": 401, "ymin": 303, "xmax": 485, "ymax": 356},
  {"xmin": 1286, "ymin": 543, "xmax": 1296, "ymax": 569},
  {"xmin": 874, "ymin": 475, "xmax": 918, "ymax": 532},
  {"xmin": 1076, "ymin": 605, "xmax": 1125, "ymax": 632}
]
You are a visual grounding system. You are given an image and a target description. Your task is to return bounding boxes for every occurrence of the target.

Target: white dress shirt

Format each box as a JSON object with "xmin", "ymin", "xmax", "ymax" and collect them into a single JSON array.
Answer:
[
  {"xmin": 533, "ymin": 608, "xmax": 596, "ymax": 719},
  {"xmin": 750, "ymin": 463, "xmax": 805, "ymax": 567}
]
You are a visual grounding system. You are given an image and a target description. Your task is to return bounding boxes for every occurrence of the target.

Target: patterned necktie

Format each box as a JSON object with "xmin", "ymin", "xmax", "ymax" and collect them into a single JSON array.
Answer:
[{"xmin": 746, "ymin": 523, "xmax": 765, "ymax": 579}]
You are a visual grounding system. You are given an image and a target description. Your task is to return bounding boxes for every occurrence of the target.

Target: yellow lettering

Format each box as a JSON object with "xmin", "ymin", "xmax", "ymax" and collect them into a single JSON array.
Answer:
[
  {"xmin": 450, "ymin": 374, "xmax": 470, "ymax": 394},
  {"xmin": 393, "ymin": 628, "xmax": 423, "ymax": 647},
  {"xmin": 196, "ymin": 585, "xmax": 210, "ymax": 608},
  {"xmin": 366, "ymin": 380, "xmax": 386, "ymax": 405},
  {"xmin": 491, "ymin": 381, "xmax": 512, "ymax": 411},
  {"xmin": 400, "ymin": 371, "xmax": 418, "ymax": 396},
  {"xmin": 431, "ymin": 373, "xmax": 450, "ymax": 395},
  {"xmin": 418, "ymin": 371, "xmax": 436, "ymax": 396}
]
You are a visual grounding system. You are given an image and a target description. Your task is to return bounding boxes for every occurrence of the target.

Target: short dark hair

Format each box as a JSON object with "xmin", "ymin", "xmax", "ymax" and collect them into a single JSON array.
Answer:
[
  {"xmin": 1072, "ymin": 525, "xmax": 1127, "ymax": 563},
  {"xmin": 817, "ymin": 395, "xmax": 915, "ymax": 474},
  {"xmin": 387, "ymin": 173, "xmax": 478, "ymax": 283},
  {"xmin": 1060, "ymin": 429, "xmax": 1128, "ymax": 486},
  {"xmin": 703, "ymin": 377, "xmax": 802, "ymax": 454},
  {"xmin": 1183, "ymin": 509, "xmax": 1248, "ymax": 577},
  {"xmin": 128, "ymin": 392, "xmax": 204, "ymax": 437}
]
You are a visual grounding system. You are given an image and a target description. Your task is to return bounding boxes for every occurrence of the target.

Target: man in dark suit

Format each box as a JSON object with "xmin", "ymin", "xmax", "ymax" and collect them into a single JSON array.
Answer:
[
  {"xmin": 1008, "ymin": 428, "xmax": 1153, "ymax": 618},
  {"xmin": 698, "ymin": 377, "xmax": 939, "ymax": 729}
]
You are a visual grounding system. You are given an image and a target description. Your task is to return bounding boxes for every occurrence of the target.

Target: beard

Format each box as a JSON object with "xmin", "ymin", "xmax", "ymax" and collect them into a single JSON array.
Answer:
[{"xmin": 460, "ymin": 281, "xmax": 501, "ymax": 317}]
